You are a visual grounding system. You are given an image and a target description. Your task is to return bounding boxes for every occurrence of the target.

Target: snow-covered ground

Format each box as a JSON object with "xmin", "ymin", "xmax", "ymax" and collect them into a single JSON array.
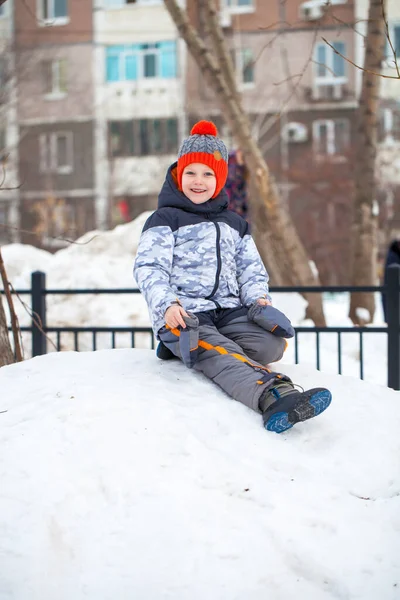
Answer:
[
  {"xmin": 0, "ymin": 349, "xmax": 399, "ymax": 599},
  {"xmin": 0, "ymin": 212, "xmax": 388, "ymax": 386},
  {"xmin": 1, "ymin": 215, "xmax": 398, "ymax": 598}
]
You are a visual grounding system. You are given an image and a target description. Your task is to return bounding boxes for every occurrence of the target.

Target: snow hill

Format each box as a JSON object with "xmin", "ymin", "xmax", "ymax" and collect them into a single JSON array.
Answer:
[{"xmin": 0, "ymin": 349, "xmax": 399, "ymax": 600}]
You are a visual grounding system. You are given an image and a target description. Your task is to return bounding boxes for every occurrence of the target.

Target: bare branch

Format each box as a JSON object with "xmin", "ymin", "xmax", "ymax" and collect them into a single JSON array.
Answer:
[
  {"xmin": 0, "ymin": 248, "xmax": 23, "ymax": 362},
  {"xmin": 322, "ymin": 36, "xmax": 399, "ymax": 79},
  {"xmin": 0, "ymin": 222, "xmax": 100, "ymax": 246},
  {"xmin": 10, "ymin": 285, "xmax": 58, "ymax": 353},
  {"xmin": 381, "ymin": 0, "xmax": 400, "ymax": 78}
]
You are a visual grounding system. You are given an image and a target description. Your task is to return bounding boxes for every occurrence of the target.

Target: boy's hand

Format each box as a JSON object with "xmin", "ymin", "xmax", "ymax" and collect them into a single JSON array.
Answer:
[
  {"xmin": 256, "ymin": 298, "xmax": 272, "ymax": 306},
  {"xmin": 165, "ymin": 304, "xmax": 189, "ymax": 329}
]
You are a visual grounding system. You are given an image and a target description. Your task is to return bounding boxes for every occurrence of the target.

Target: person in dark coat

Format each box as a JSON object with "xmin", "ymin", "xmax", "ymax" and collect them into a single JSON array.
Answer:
[
  {"xmin": 382, "ymin": 239, "xmax": 400, "ymax": 322},
  {"xmin": 225, "ymin": 149, "xmax": 250, "ymax": 221}
]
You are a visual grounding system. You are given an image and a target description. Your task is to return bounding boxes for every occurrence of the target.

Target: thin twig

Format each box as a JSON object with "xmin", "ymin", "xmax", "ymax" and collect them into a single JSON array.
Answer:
[
  {"xmin": 381, "ymin": 0, "xmax": 400, "ymax": 78},
  {"xmin": 0, "ymin": 249, "xmax": 23, "ymax": 361},
  {"xmin": 10, "ymin": 286, "xmax": 58, "ymax": 353},
  {"xmin": 322, "ymin": 37, "xmax": 399, "ymax": 79},
  {"xmin": 0, "ymin": 222, "xmax": 100, "ymax": 246}
]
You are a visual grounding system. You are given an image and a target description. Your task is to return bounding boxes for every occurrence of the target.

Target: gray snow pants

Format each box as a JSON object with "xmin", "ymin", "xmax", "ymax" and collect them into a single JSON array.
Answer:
[{"xmin": 158, "ymin": 307, "xmax": 288, "ymax": 413}]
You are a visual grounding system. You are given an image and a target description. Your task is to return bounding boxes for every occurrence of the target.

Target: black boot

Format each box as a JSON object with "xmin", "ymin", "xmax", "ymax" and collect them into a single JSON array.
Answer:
[
  {"xmin": 259, "ymin": 381, "xmax": 332, "ymax": 433},
  {"xmin": 156, "ymin": 341, "xmax": 177, "ymax": 361}
]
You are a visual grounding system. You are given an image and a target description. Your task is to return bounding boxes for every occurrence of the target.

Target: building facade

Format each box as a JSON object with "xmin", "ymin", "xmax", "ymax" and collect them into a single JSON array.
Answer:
[
  {"xmin": 13, "ymin": 0, "xmax": 95, "ymax": 248},
  {"xmin": 3, "ymin": 0, "xmax": 397, "ymax": 286},
  {"xmin": 0, "ymin": 0, "xmax": 19, "ymax": 245},
  {"xmin": 187, "ymin": 0, "xmax": 357, "ymax": 284},
  {"xmin": 355, "ymin": 0, "xmax": 400, "ymax": 267},
  {"xmin": 93, "ymin": 0, "xmax": 187, "ymax": 228}
]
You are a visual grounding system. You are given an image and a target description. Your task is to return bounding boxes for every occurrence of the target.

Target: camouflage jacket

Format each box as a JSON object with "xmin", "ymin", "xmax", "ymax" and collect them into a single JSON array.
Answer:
[{"xmin": 133, "ymin": 163, "xmax": 271, "ymax": 337}]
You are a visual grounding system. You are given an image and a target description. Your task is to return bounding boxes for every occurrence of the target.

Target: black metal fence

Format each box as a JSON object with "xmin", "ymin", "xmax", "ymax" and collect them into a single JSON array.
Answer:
[{"xmin": 3, "ymin": 267, "xmax": 400, "ymax": 390}]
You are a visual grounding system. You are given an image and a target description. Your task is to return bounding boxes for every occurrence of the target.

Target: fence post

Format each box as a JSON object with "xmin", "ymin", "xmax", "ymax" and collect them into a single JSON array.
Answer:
[
  {"xmin": 387, "ymin": 265, "xmax": 400, "ymax": 391},
  {"xmin": 31, "ymin": 271, "xmax": 47, "ymax": 357}
]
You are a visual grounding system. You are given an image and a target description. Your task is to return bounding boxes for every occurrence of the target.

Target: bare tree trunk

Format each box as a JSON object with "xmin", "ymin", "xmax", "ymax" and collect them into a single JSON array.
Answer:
[
  {"xmin": 200, "ymin": 0, "xmax": 240, "ymax": 104},
  {"xmin": 349, "ymin": 0, "xmax": 386, "ymax": 325},
  {"xmin": 164, "ymin": 0, "xmax": 326, "ymax": 325},
  {"xmin": 0, "ymin": 293, "xmax": 14, "ymax": 367}
]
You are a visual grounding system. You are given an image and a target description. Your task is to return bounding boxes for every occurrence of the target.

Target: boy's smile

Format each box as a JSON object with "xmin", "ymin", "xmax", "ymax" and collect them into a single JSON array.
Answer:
[{"xmin": 181, "ymin": 163, "xmax": 217, "ymax": 204}]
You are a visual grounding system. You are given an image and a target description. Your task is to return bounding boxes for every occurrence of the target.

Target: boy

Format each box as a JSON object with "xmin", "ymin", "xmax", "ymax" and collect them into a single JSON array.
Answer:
[{"xmin": 133, "ymin": 121, "xmax": 331, "ymax": 433}]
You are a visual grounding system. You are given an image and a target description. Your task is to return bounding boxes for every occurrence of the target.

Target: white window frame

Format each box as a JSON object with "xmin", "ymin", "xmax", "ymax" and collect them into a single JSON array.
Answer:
[
  {"xmin": 233, "ymin": 48, "xmax": 255, "ymax": 88},
  {"xmin": 312, "ymin": 119, "xmax": 350, "ymax": 158},
  {"xmin": 109, "ymin": 44, "xmax": 164, "ymax": 81},
  {"xmin": 103, "ymin": 0, "xmax": 162, "ymax": 8},
  {"xmin": 224, "ymin": 0, "xmax": 255, "ymax": 15},
  {"xmin": 384, "ymin": 22, "xmax": 400, "ymax": 70},
  {"xmin": 38, "ymin": 0, "xmax": 69, "ymax": 26},
  {"xmin": 44, "ymin": 59, "xmax": 67, "ymax": 99},
  {"xmin": 313, "ymin": 41, "xmax": 347, "ymax": 95},
  {"xmin": 382, "ymin": 108, "xmax": 394, "ymax": 144},
  {"xmin": 39, "ymin": 132, "xmax": 73, "ymax": 174}
]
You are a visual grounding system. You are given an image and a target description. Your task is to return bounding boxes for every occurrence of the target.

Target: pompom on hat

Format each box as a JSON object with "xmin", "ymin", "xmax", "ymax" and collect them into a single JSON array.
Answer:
[{"xmin": 177, "ymin": 120, "xmax": 229, "ymax": 199}]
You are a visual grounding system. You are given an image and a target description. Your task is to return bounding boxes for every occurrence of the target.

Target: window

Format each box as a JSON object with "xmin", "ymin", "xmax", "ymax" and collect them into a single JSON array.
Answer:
[
  {"xmin": 109, "ymin": 119, "xmax": 178, "ymax": 157},
  {"xmin": 0, "ymin": 57, "xmax": 9, "ymax": 89},
  {"xmin": 106, "ymin": 42, "xmax": 177, "ymax": 82},
  {"xmin": 379, "ymin": 106, "xmax": 400, "ymax": 142},
  {"xmin": 110, "ymin": 121, "xmax": 135, "ymax": 156},
  {"xmin": 315, "ymin": 41, "xmax": 346, "ymax": 81},
  {"xmin": 225, "ymin": 0, "xmax": 254, "ymax": 11},
  {"xmin": 104, "ymin": 0, "xmax": 162, "ymax": 6},
  {"xmin": 40, "ymin": 0, "xmax": 68, "ymax": 23},
  {"xmin": 0, "ymin": 127, "xmax": 6, "ymax": 160},
  {"xmin": 0, "ymin": 202, "xmax": 10, "ymax": 245},
  {"xmin": 313, "ymin": 119, "xmax": 350, "ymax": 157},
  {"xmin": 385, "ymin": 24, "xmax": 400, "ymax": 68},
  {"xmin": 233, "ymin": 48, "xmax": 254, "ymax": 85},
  {"xmin": 42, "ymin": 59, "xmax": 67, "ymax": 96},
  {"xmin": 39, "ymin": 132, "xmax": 73, "ymax": 174},
  {"xmin": 314, "ymin": 41, "xmax": 346, "ymax": 100}
]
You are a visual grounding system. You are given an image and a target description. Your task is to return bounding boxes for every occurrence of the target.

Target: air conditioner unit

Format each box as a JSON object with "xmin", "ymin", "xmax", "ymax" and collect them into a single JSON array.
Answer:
[
  {"xmin": 282, "ymin": 122, "xmax": 308, "ymax": 143},
  {"xmin": 220, "ymin": 9, "xmax": 232, "ymax": 28},
  {"xmin": 299, "ymin": 1, "xmax": 325, "ymax": 21}
]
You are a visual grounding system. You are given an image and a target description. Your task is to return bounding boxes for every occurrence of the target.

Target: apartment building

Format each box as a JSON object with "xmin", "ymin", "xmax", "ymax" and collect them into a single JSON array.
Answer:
[
  {"xmin": 0, "ymin": 0, "xmax": 19, "ymax": 244},
  {"xmin": 355, "ymin": 0, "xmax": 400, "ymax": 261},
  {"xmin": 187, "ymin": 0, "xmax": 357, "ymax": 284},
  {"xmin": 94, "ymin": 0, "xmax": 186, "ymax": 227},
  {"xmin": 14, "ymin": 0, "xmax": 95, "ymax": 248}
]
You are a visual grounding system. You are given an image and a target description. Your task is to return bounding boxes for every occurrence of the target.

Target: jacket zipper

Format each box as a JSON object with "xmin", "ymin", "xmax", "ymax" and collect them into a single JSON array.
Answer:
[{"xmin": 205, "ymin": 222, "xmax": 221, "ymax": 301}]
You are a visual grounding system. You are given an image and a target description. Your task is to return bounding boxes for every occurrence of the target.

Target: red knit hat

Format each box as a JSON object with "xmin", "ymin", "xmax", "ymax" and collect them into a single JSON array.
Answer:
[{"xmin": 177, "ymin": 120, "xmax": 229, "ymax": 198}]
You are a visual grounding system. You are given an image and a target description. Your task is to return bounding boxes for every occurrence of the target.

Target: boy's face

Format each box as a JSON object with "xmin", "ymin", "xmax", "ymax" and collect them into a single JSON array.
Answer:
[{"xmin": 181, "ymin": 163, "xmax": 217, "ymax": 204}]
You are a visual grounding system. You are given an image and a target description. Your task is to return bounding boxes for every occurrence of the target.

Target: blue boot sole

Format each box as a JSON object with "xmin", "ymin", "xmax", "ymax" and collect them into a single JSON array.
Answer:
[{"xmin": 265, "ymin": 389, "xmax": 332, "ymax": 434}]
